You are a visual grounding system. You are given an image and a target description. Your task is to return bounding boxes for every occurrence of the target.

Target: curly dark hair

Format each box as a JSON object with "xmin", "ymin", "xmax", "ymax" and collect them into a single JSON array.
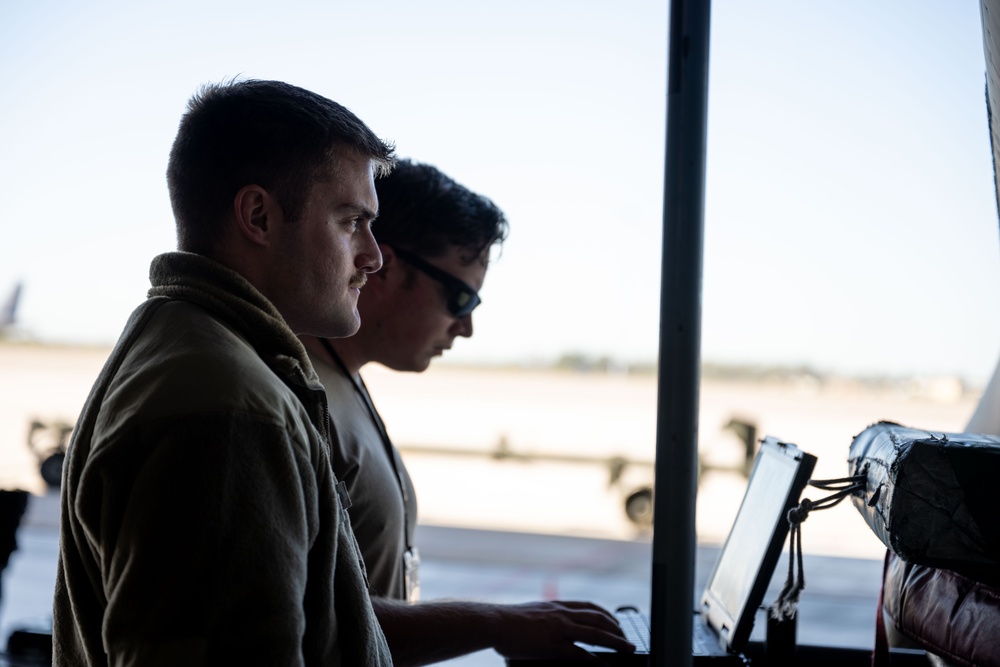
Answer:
[
  {"xmin": 167, "ymin": 78, "xmax": 396, "ymax": 255},
  {"xmin": 372, "ymin": 158, "xmax": 508, "ymax": 264}
]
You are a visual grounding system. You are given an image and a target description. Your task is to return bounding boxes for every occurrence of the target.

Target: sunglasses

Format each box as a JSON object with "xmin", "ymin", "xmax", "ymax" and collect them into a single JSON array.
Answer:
[{"xmin": 390, "ymin": 246, "xmax": 482, "ymax": 317}]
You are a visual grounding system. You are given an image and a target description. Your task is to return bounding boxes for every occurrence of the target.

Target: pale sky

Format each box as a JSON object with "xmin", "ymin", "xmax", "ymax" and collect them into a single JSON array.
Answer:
[{"xmin": 2, "ymin": 1, "xmax": 998, "ymax": 382}]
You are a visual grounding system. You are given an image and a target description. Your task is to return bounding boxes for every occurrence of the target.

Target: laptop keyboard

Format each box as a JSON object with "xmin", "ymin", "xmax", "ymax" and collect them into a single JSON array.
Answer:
[
  {"xmin": 615, "ymin": 606, "xmax": 723, "ymax": 656},
  {"xmin": 615, "ymin": 607, "xmax": 651, "ymax": 653},
  {"xmin": 691, "ymin": 623, "xmax": 716, "ymax": 655}
]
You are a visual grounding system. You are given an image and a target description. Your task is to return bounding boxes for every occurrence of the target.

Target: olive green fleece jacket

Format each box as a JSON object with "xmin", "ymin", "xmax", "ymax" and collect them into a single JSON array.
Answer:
[{"xmin": 53, "ymin": 251, "xmax": 392, "ymax": 666}]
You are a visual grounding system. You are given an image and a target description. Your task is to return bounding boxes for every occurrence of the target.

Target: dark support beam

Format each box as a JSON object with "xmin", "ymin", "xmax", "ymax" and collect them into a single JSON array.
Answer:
[{"xmin": 649, "ymin": 1, "xmax": 712, "ymax": 666}]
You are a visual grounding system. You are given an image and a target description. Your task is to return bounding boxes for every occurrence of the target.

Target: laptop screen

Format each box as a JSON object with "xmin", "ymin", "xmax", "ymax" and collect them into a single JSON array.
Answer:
[{"xmin": 699, "ymin": 437, "xmax": 816, "ymax": 652}]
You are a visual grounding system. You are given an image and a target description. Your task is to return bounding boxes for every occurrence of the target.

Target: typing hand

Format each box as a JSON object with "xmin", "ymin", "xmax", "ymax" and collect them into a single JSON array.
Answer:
[{"xmin": 492, "ymin": 600, "xmax": 636, "ymax": 663}]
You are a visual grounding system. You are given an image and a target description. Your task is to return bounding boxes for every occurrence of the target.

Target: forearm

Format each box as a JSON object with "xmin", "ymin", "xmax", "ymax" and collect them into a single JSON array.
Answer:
[
  {"xmin": 372, "ymin": 597, "xmax": 501, "ymax": 667},
  {"xmin": 371, "ymin": 597, "xmax": 634, "ymax": 666}
]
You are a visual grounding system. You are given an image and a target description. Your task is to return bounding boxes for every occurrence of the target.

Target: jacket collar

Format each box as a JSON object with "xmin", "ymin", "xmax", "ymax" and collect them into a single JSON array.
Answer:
[{"xmin": 147, "ymin": 251, "xmax": 320, "ymax": 386}]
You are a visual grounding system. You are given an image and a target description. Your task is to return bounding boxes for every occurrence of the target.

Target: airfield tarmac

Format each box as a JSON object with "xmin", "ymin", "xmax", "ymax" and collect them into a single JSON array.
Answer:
[{"xmin": 0, "ymin": 341, "xmax": 985, "ymax": 664}]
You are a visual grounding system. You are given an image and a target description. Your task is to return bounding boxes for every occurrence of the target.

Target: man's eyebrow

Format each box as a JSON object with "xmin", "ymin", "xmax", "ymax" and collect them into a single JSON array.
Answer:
[{"xmin": 337, "ymin": 203, "xmax": 378, "ymax": 221}]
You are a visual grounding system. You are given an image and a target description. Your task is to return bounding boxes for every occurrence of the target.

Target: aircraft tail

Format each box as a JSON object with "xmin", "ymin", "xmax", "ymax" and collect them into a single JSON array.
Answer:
[{"xmin": 1, "ymin": 282, "xmax": 22, "ymax": 330}]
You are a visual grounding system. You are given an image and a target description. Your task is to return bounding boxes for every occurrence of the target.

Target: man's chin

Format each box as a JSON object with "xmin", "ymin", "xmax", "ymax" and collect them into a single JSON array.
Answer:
[
  {"xmin": 387, "ymin": 356, "xmax": 433, "ymax": 374},
  {"xmin": 416, "ymin": 355, "xmax": 437, "ymax": 373},
  {"xmin": 341, "ymin": 312, "xmax": 362, "ymax": 338},
  {"xmin": 313, "ymin": 311, "xmax": 360, "ymax": 340}
]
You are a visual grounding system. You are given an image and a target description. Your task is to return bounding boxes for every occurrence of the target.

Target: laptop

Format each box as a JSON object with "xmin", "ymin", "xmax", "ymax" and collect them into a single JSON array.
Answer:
[{"xmin": 580, "ymin": 436, "xmax": 817, "ymax": 664}]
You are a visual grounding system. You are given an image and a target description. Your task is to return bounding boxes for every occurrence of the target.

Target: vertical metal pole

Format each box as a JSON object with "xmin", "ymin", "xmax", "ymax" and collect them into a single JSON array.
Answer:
[{"xmin": 649, "ymin": 1, "xmax": 711, "ymax": 667}]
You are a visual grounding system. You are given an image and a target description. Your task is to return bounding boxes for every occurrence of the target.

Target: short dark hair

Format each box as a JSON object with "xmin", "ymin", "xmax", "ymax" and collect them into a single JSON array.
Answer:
[
  {"xmin": 372, "ymin": 159, "xmax": 509, "ymax": 264},
  {"xmin": 167, "ymin": 78, "xmax": 396, "ymax": 255}
]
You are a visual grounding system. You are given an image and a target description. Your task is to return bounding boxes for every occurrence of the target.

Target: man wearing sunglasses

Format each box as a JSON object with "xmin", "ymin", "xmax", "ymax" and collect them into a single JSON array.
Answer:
[{"xmin": 299, "ymin": 159, "xmax": 633, "ymax": 665}]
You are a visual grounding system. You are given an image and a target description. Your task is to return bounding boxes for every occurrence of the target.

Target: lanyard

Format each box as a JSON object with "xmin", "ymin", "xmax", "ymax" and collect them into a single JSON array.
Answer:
[{"xmin": 318, "ymin": 338, "xmax": 412, "ymax": 550}]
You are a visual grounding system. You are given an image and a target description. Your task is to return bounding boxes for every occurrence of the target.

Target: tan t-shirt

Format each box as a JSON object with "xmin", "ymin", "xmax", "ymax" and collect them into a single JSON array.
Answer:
[{"xmin": 313, "ymin": 353, "xmax": 419, "ymax": 600}]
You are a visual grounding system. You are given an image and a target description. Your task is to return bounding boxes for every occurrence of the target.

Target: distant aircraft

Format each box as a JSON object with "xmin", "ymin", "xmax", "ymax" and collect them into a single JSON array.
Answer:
[
  {"xmin": 0, "ymin": 282, "xmax": 22, "ymax": 333},
  {"xmin": 395, "ymin": 417, "xmax": 758, "ymax": 530}
]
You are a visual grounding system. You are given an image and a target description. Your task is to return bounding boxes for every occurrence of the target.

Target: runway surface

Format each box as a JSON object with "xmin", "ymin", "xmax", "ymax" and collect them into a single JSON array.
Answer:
[{"xmin": 1, "ymin": 489, "xmax": 885, "ymax": 666}]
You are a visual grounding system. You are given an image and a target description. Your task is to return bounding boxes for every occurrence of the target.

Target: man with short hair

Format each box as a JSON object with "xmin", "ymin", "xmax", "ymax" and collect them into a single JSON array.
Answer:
[
  {"xmin": 53, "ymin": 79, "xmax": 396, "ymax": 666},
  {"xmin": 300, "ymin": 158, "xmax": 634, "ymax": 665}
]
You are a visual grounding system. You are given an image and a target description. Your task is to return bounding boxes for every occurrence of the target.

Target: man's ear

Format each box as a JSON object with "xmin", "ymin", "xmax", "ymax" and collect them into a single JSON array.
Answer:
[{"xmin": 233, "ymin": 184, "xmax": 278, "ymax": 246}]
